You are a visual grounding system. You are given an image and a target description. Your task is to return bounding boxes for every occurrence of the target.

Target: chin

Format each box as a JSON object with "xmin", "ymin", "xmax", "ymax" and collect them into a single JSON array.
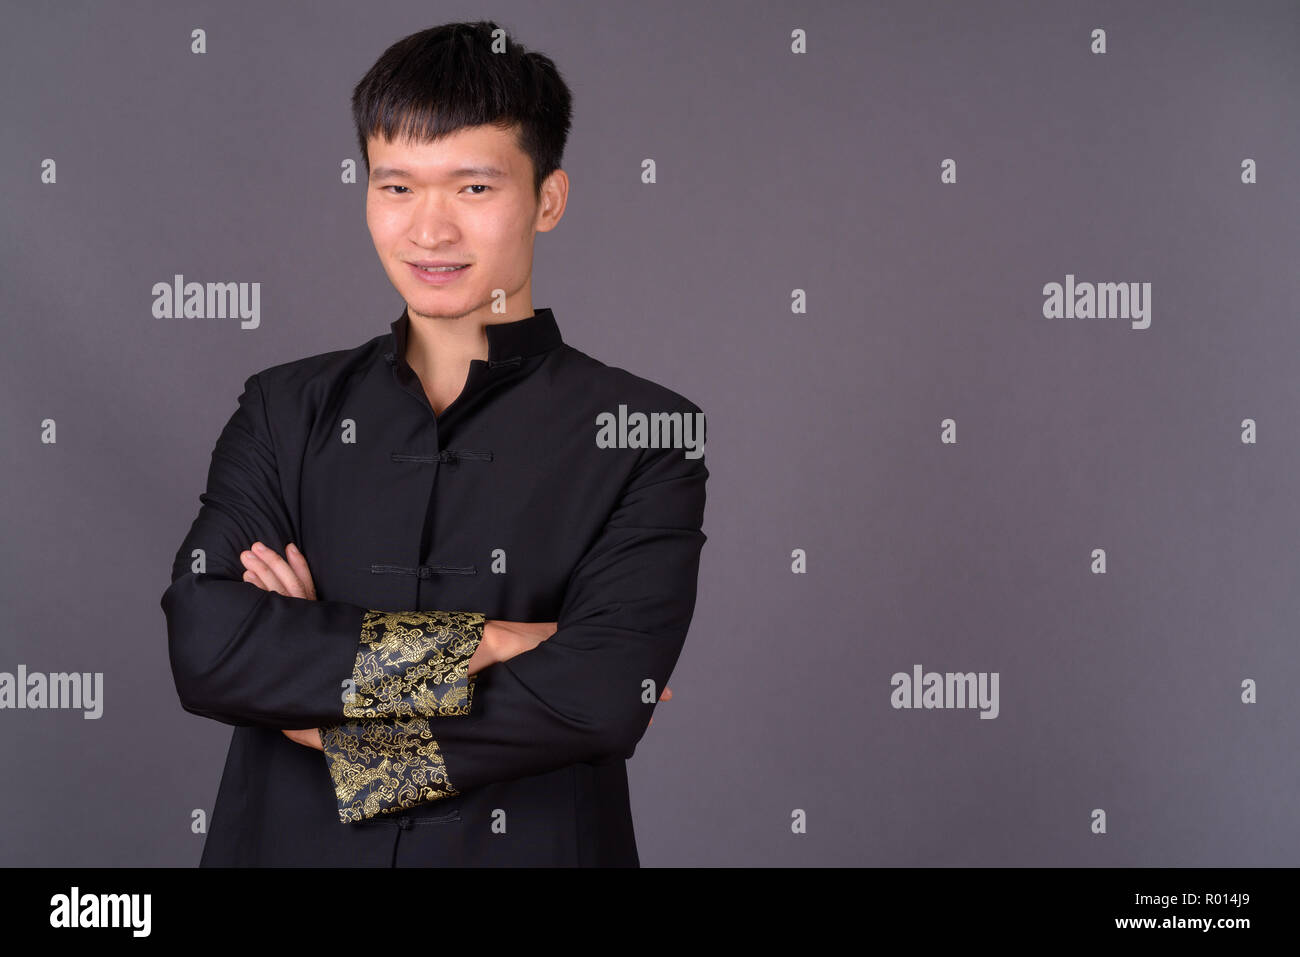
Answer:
[{"xmin": 409, "ymin": 295, "xmax": 473, "ymax": 319}]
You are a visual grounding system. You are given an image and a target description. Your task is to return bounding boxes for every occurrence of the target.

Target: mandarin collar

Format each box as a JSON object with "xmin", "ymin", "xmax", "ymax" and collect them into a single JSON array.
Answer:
[{"xmin": 385, "ymin": 306, "xmax": 564, "ymax": 370}]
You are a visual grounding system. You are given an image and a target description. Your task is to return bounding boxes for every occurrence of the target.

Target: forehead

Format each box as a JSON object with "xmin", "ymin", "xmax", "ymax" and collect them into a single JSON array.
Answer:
[{"xmin": 367, "ymin": 123, "xmax": 526, "ymax": 177}]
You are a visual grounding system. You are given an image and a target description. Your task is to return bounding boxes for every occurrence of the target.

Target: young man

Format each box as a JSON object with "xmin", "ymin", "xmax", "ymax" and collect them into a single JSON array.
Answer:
[{"xmin": 160, "ymin": 21, "xmax": 708, "ymax": 866}]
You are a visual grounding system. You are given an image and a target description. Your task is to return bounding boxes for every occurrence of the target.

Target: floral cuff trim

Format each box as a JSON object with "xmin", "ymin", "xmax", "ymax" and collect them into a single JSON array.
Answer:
[
  {"xmin": 343, "ymin": 609, "xmax": 485, "ymax": 719},
  {"xmin": 320, "ymin": 717, "xmax": 458, "ymax": 823}
]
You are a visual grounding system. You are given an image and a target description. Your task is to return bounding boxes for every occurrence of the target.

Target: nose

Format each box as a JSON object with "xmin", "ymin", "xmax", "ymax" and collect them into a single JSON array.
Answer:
[{"xmin": 407, "ymin": 194, "xmax": 461, "ymax": 247}]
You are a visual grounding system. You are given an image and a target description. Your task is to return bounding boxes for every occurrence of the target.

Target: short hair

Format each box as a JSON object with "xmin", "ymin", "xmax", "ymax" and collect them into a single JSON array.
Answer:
[{"xmin": 351, "ymin": 21, "xmax": 573, "ymax": 200}]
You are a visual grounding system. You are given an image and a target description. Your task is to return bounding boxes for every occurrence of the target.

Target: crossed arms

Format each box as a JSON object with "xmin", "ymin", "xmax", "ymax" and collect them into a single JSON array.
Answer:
[
  {"xmin": 160, "ymin": 372, "xmax": 707, "ymax": 823},
  {"xmin": 240, "ymin": 540, "xmax": 563, "ymax": 750}
]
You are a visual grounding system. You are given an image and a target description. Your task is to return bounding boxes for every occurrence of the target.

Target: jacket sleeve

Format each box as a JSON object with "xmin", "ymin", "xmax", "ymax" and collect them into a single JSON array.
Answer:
[
  {"xmin": 160, "ymin": 373, "xmax": 484, "ymax": 728},
  {"xmin": 319, "ymin": 430, "xmax": 708, "ymax": 823}
]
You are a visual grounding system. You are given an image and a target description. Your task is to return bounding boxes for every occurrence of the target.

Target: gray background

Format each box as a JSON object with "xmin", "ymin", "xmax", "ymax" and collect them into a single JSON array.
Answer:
[{"xmin": 2, "ymin": 0, "xmax": 1297, "ymax": 866}]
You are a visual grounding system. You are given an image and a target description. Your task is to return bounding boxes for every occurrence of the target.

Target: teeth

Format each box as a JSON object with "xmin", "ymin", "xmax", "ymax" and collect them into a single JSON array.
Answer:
[{"xmin": 419, "ymin": 265, "xmax": 466, "ymax": 272}]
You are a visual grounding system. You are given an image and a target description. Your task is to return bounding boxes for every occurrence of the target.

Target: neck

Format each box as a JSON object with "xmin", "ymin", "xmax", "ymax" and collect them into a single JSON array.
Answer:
[{"xmin": 403, "ymin": 299, "xmax": 536, "ymax": 415}]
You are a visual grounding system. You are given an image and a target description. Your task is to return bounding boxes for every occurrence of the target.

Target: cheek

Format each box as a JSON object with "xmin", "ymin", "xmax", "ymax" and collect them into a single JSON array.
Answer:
[
  {"xmin": 367, "ymin": 211, "xmax": 402, "ymax": 249},
  {"xmin": 481, "ymin": 205, "xmax": 531, "ymax": 242}
]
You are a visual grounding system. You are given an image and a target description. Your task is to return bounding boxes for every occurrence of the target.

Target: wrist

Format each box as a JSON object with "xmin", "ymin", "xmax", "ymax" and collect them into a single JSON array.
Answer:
[{"xmin": 476, "ymin": 619, "xmax": 501, "ymax": 669}]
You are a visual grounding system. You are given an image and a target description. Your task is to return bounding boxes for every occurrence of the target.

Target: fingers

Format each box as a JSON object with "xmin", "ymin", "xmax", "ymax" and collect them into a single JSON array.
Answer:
[
  {"xmin": 240, "ymin": 542, "xmax": 306, "ymax": 598},
  {"xmin": 243, "ymin": 568, "xmax": 270, "ymax": 590},
  {"xmin": 240, "ymin": 545, "xmax": 290, "ymax": 596},
  {"xmin": 240, "ymin": 542, "xmax": 317, "ymax": 599},
  {"xmin": 254, "ymin": 542, "xmax": 304, "ymax": 596},
  {"xmin": 285, "ymin": 543, "xmax": 317, "ymax": 600},
  {"xmin": 282, "ymin": 728, "xmax": 323, "ymax": 750},
  {"xmin": 649, "ymin": 684, "xmax": 673, "ymax": 726}
]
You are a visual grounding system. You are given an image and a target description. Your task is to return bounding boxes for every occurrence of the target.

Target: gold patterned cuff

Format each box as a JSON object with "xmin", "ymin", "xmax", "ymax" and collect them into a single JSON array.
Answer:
[
  {"xmin": 342, "ymin": 609, "xmax": 485, "ymax": 719},
  {"xmin": 319, "ymin": 717, "xmax": 458, "ymax": 823}
]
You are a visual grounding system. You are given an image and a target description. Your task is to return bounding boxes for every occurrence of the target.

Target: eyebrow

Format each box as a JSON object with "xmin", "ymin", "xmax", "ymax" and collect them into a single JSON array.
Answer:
[{"xmin": 370, "ymin": 165, "xmax": 509, "ymax": 181}]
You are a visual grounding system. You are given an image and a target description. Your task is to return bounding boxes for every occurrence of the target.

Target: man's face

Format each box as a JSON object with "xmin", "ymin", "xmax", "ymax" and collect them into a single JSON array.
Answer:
[{"xmin": 365, "ymin": 122, "xmax": 563, "ymax": 323}]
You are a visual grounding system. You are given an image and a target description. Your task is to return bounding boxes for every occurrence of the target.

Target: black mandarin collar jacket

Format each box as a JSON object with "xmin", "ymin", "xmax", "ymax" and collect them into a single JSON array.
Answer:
[{"xmin": 161, "ymin": 305, "xmax": 708, "ymax": 866}]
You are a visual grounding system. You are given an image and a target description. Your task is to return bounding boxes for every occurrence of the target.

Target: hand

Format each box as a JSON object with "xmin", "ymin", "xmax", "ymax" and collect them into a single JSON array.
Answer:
[
  {"xmin": 282, "ymin": 727, "xmax": 323, "ymax": 751},
  {"xmin": 481, "ymin": 620, "xmax": 671, "ymax": 728},
  {"xmin": 239, "ymin": 542, "xmax": 323, "ymax": 749},
  {"xmin": 649, "ymin": 685, "xmax": 671, "ymax": 727},
  {"xmin": 483, "ymin": 619, "xmax": 558, "ymax": 664},
  {"xmin": 240, "ymin": 541, "xmax": 316, "ymax": 600}
]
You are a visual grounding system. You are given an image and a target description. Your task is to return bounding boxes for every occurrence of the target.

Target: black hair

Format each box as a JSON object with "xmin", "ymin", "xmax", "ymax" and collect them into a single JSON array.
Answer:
[{"xmin": 351, "ymin": 21, "xmax": 573, "ymax": 200}]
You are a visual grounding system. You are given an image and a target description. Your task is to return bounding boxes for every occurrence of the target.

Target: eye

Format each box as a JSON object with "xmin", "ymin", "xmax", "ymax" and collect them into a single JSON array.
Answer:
[
  {"xmin": 381, "ymin": 185, "xmax": 410, "ymax": 194},
  {"xmin": 464, "ymin": 184, "xmax": 490, "ymax": 195}
]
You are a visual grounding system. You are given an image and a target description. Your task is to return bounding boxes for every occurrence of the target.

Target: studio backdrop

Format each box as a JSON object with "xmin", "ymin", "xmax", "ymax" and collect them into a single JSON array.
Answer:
[{"xmin": 2, "ymin": 0, "xmax": 1297, "ymax": 865}]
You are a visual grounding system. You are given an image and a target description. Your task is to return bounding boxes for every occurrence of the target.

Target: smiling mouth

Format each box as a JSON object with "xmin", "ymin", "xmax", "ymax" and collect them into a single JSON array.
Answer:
[{"xmin": 412, "ymin": 264, "xmax": 470, "ymax": 273}]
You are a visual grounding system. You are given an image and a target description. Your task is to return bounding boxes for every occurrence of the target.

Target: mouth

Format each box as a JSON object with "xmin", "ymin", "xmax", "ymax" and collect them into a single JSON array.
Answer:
[{"xmin": 408, "ymin": 262, "xmax": 471, "ymax": 283}]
